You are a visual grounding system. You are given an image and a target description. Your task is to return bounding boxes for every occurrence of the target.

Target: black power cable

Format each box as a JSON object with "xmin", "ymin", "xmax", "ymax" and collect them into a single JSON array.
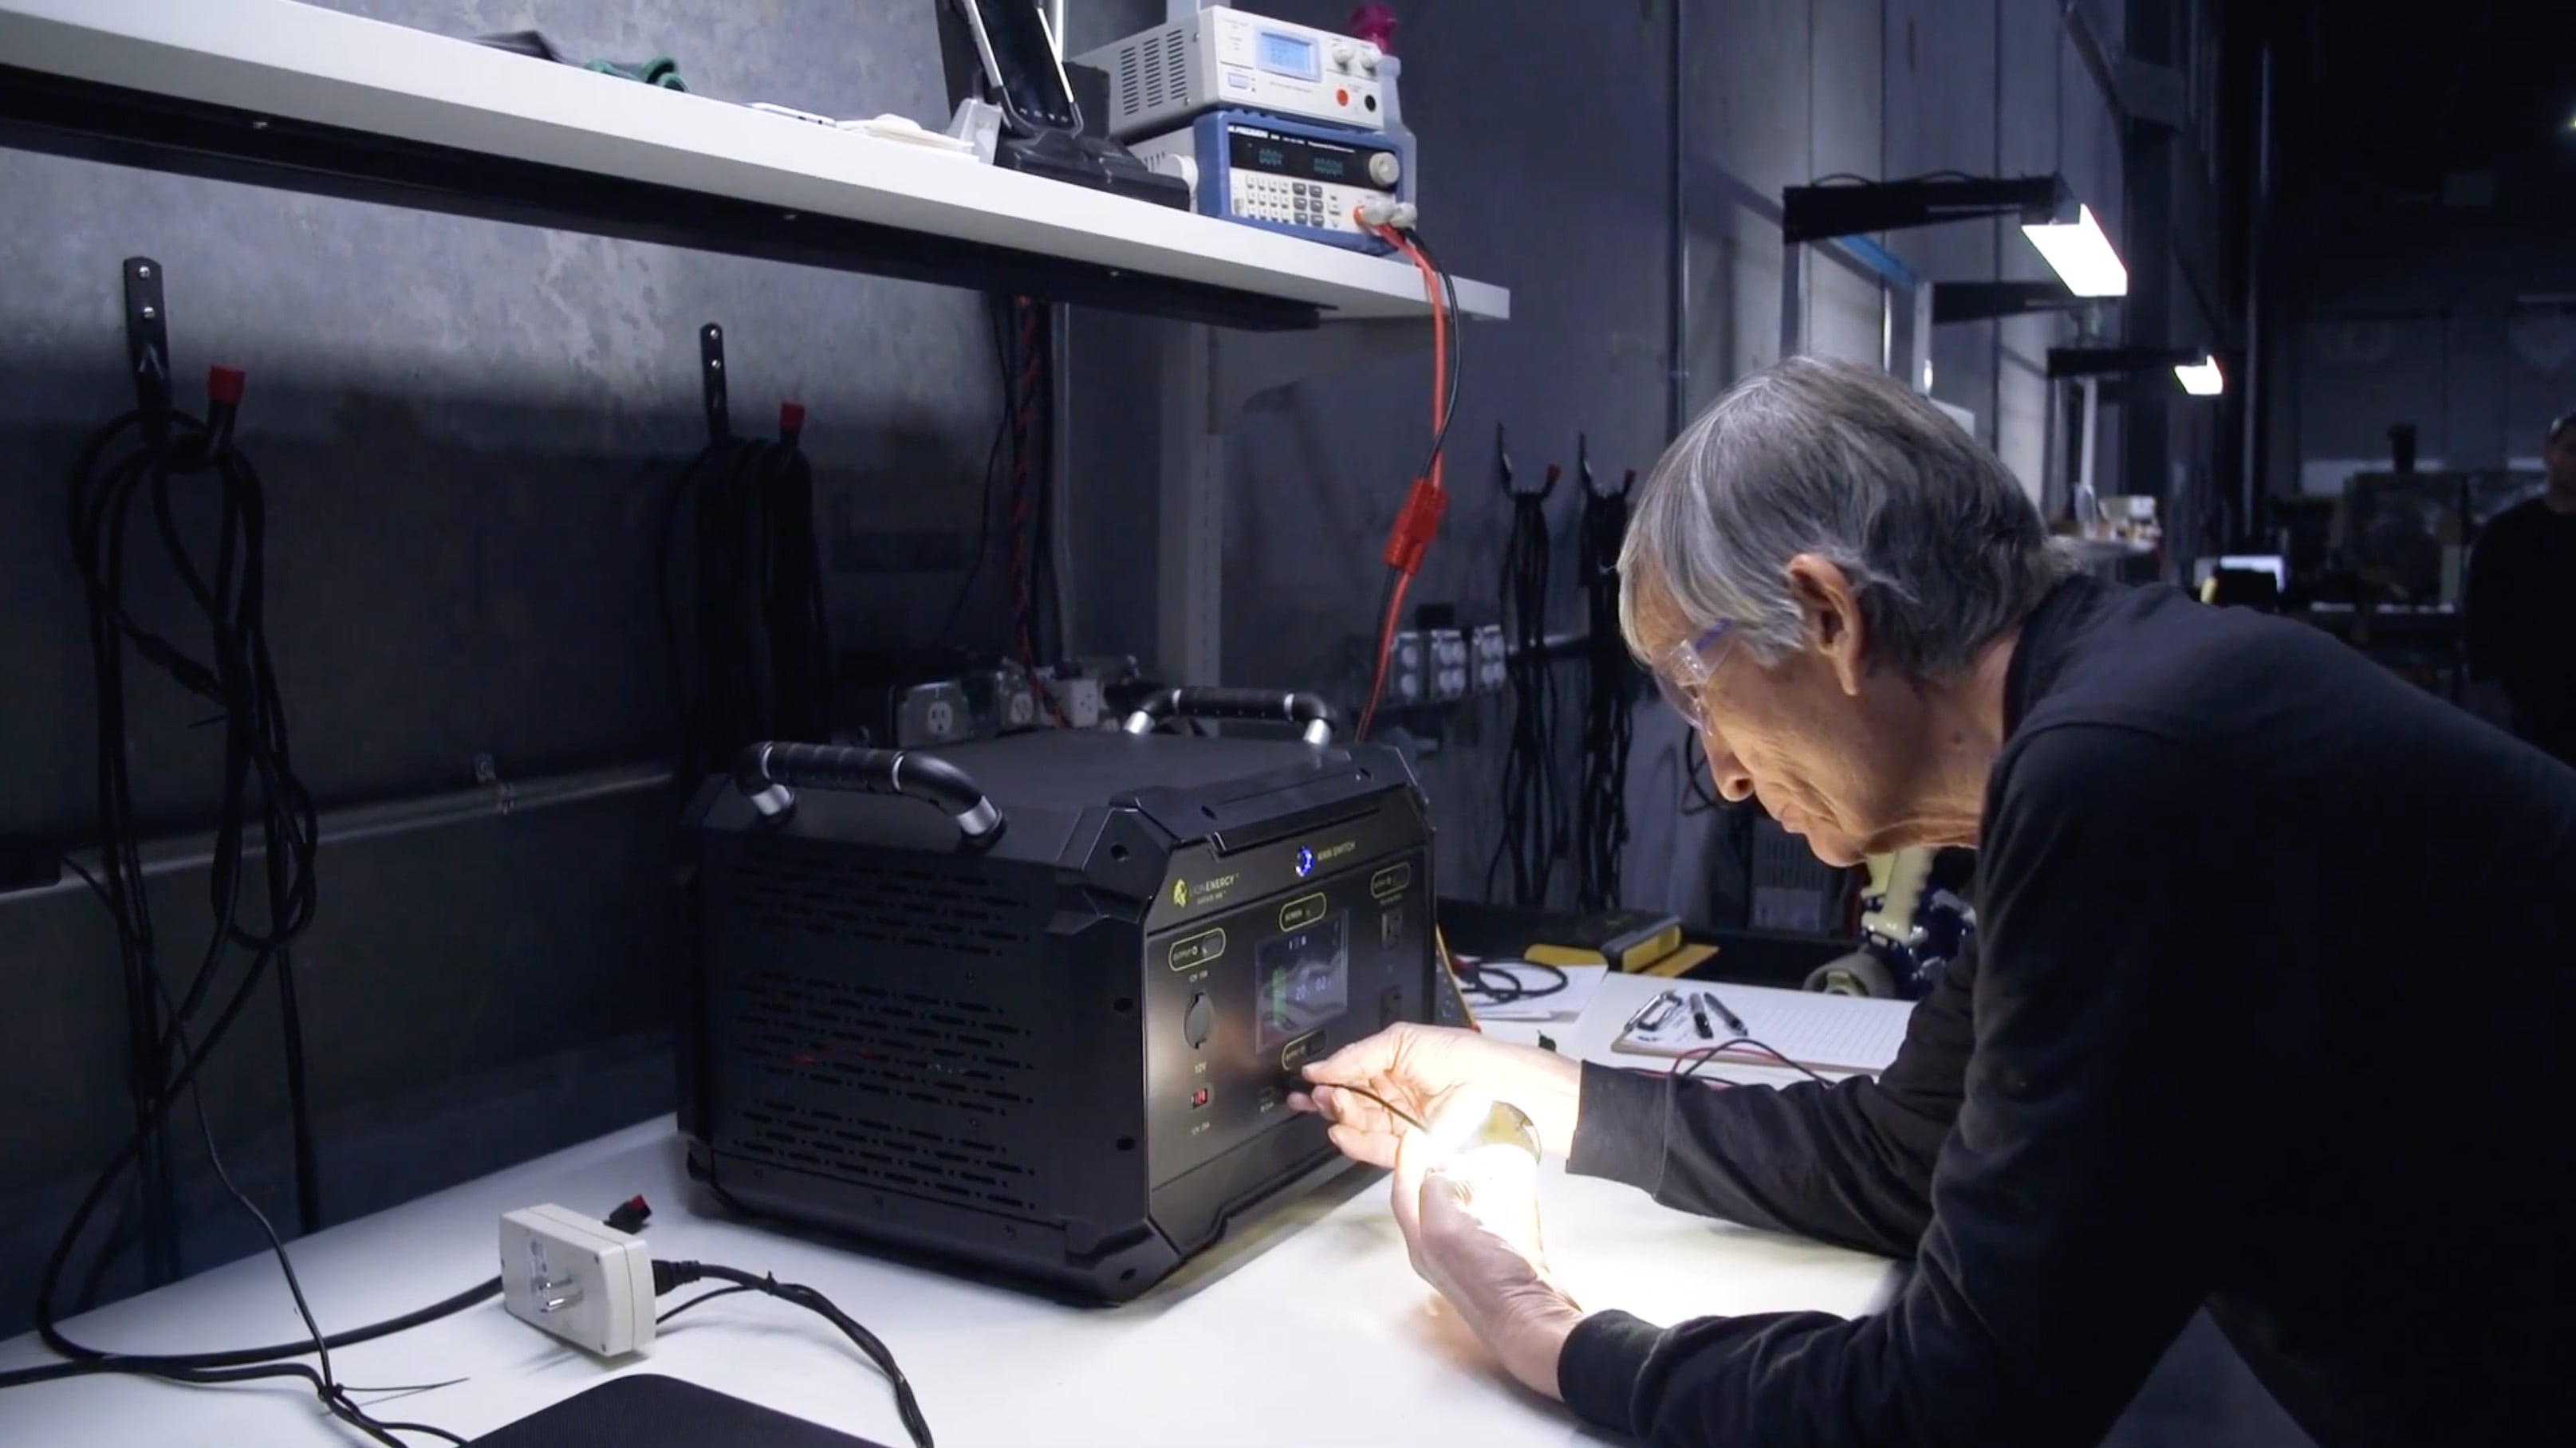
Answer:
[
  {"xmin": 1000, "ymin": 296, "xmax": 1068, "ymax": 723},
  {"xmin": 652, "ymin": 1261, "xmax": 934, "ymax": 1448},
  {"xmin": 1574, "ymin": 464, "xmax": 1637, "ymax": 913},
  {"xmin": 660, "ymin": 410, "xmax": 832, "ymax": 778},
  {"xmin": 63, "ymin": 365, "xmax": 324, "ymax": 1304},
  {"xmin": 1399, "ymin": 230, "xmax": 1463, "ymax": 487},
  {"xmin": 138, "ymin": 963, "xmax": 459, "ymax": 1446},
  {"xmin": 1487, "ymin": 466, "xmax": 1565, "ymax": 907},
  {"xmin": 934, "ymin": 294, "xmax": 1021, "ymax": 649},
  {"xmin": 1453, "ymin": 959, "xmax": 1570, "ymax": 1007}
]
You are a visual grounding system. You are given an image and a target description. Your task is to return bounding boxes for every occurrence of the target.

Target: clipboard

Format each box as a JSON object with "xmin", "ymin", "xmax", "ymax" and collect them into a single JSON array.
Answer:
[{"xmin": 1611, "ymin": 982, "xmax": 1913, "ymax": 1076}]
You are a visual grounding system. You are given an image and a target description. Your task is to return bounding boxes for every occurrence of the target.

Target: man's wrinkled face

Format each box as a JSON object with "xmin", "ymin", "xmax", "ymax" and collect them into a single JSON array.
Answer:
[{"xmin": 1633, "ymin": 573, "xmax": 1928, "ymax": 868}]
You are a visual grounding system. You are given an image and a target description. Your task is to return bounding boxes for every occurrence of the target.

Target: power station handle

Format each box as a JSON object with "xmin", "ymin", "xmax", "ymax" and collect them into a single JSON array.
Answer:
[
  {"xmin": 731, "ymin": 742, "xmax": 1005, "ymax": 847},
  {"xmin": 1121, "ymin": 688, "xmax": 1337, "ymax": 746}
]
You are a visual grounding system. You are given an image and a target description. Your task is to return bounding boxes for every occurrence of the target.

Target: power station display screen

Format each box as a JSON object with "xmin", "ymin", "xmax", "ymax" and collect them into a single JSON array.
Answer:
[
  {"xmin": 1226, "ymin": 126, "xmax": 1393, "ymax": 192},
  {"xmin": 1255, "ymin": 913, "xmax": 1349, "ymax": 1050},
  {"xmin": 1255, "ymin": 30, "xmax": 1320, "ymax": 80}
]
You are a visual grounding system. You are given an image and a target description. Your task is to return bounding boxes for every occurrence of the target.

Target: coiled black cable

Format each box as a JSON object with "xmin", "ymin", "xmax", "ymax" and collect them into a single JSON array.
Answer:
[
  {"xmin": 61, "ymin": 369, "xmax": 323, "ymax": 1308},
  {"xmin": 1574, "ymin": 470, "xmax": 1637, "ymax": 912},
  {"xmin": 1487, "ymin": 472, "xmax": 1565, "ymax": 907},
  {"xmin": 660, "ymin": 416, "xmax": 832, "ymax": 778}
]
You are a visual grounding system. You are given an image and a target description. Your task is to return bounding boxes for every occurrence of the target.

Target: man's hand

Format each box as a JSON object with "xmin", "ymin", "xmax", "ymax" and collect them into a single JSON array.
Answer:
[
  {"xmin": 1390, "ymin": 1104, "xmax": 1585, "ymax": 1399},
  {"xmin": 1290, "ymin": 1024, "xmax": 1582, "ymax": 1169}
]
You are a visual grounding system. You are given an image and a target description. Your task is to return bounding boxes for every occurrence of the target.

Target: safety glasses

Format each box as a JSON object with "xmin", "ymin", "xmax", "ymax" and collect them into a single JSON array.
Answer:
[{"xmin": 1650, "ymin": 622, "xmax": 1736, "ymax": 730}]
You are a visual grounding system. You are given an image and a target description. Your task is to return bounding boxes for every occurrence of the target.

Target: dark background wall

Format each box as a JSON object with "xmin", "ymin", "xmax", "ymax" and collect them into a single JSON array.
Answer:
[
  {"xmin": 2, "ymin": 0, "xmax": 2208, "ymax": 1342},
  {"xmin": 2269, "ymin": 201, "xmax": 2576, "ymax": 496},
  {"xmin": 2258, "ymin": 5, "xmax": 2576, "ymax": 499}
]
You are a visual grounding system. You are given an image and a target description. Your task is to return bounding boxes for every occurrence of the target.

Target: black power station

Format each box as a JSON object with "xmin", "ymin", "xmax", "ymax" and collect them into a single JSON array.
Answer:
[{"xmin": 676, "ymin": 691, "xmax": 1435, "ymax": 1300}]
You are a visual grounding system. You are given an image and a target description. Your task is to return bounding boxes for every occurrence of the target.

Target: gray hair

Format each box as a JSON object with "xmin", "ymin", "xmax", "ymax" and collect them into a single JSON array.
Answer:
[{"xmin": 1618, "ymin": 356, "xmax": 2077, "ymax": 679}]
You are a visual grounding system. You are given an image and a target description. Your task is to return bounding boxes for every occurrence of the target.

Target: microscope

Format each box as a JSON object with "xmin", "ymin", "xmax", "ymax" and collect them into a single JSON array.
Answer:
[{"xmin": 1806, "ymin": 846, "xmax": 1977, "ymax": 999}]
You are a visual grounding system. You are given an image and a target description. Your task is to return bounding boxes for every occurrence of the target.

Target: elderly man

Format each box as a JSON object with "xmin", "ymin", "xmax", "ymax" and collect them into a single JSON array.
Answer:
[{"xmin": 1294, "ymin": 358, "xmax": 2570, "ymax": 1447}]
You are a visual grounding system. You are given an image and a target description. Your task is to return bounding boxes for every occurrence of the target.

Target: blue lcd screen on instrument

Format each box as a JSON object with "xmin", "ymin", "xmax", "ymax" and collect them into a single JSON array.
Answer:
[{"xmin": 1256, "ymin": 30, "xmax": 1319, "ymax": 80}]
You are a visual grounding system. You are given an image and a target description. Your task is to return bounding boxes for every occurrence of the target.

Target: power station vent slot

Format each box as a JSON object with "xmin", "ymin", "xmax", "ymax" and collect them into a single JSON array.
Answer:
[
  {"xmin": 733, "ymin": 1096, "xmax": 1038, "ymax": 1214},
  {"xmin": 719, "ymin": 850, "xmax": 1035, "ymax": 958},
  {"xmin": 726, "ymin": 966, "xmax": 1041, "ymax": 1209},
  {"xmin": 734, "ymin": 965, "xmax": 1036, "ymax": 1112}
]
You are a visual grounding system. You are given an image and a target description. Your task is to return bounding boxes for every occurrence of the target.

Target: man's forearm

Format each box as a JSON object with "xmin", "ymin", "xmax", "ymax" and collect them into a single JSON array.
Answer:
[{"xmin": 1520, "ymin": 1049, "xmax": 1585, "ymax": 1159}]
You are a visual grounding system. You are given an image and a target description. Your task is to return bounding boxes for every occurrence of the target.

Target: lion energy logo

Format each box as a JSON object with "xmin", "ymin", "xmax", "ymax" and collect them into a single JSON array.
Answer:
[{"xmin": 1170, "ymin": 873, "xmax": 1240, "ymax": 909}]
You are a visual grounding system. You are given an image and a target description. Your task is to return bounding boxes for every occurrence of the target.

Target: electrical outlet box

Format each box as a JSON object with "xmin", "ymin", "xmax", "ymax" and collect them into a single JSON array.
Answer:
[
  {"xmin": 1469, "ymin": 625, "xmax": 1507, "ymax": 694},
  {"xmin": 1427, "ymin": 628, "xmax": 1469, "ymax": 702},
  {"xmin": 1387, "ymin": 631, "xmax": 1427, "ymax": 708},
  {"xmin": 499, "ymin": 1205, "xmax": 656, "ymax": 1357}
]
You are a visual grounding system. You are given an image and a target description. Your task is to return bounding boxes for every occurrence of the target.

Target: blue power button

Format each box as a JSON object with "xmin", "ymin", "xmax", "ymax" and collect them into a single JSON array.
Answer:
[{"xmin": 1294, "ymin": 847, "xmax": 1315, "ymax": 878}]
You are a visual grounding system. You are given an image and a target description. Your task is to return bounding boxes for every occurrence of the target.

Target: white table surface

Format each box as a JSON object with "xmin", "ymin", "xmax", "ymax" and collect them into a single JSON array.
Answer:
[
  {"xmin": 0, "ymin": 0, "xmax": 1509, "ymax": 325},
  {"xmin": 0, "ymin": 974, "xmax": 1897, "ymax": 1447}
]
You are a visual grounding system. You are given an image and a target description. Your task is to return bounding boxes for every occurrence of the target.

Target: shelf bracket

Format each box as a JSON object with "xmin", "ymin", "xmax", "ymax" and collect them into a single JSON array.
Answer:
[
  {"xmin": 123, "ymin": 255, "xmax": 171, "ymax": 431},
  {"xmin": 699, "ymin": 322, "xmax": 730, "ymax": 444}
]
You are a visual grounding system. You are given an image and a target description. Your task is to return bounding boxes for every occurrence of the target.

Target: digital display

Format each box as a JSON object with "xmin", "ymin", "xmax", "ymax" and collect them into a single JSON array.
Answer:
[
  {"xmin": 1256, "ymin": 913, "xmax": 1349, "ymax": 1052},
  {"xmin": 1226, "ymin": 127, "xmax": 1395, "ymax": 192},
  {"xmin": 1255, "ymin": 30, "xmax": 1320, "ymax": 80}
]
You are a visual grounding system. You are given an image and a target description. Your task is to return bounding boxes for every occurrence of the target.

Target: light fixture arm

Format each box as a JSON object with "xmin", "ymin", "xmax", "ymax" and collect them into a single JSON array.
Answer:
[{"xmin": 1782, "ymin": 175, "xmax": 2067, "ymax": 245}]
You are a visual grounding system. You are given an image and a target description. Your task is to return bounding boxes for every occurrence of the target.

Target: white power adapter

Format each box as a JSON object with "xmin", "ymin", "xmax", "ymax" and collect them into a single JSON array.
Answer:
[{"xmin": 498, "ymin": 1205, "xmax": 657, "ymax": 1356}]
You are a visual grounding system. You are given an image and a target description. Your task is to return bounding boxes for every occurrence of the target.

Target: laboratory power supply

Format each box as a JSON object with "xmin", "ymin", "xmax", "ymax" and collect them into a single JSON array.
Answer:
[
  {"xmin": 1073, "ymin": 6, "xmax": 1385, "ymax": 141},
  {"xmin": 676, "ymin": 690, "xmax": 1436, "ymax": 1300},
  {"xmin": 1128, "ymin": 110, "xmax": 1410, "ymax": 252}
]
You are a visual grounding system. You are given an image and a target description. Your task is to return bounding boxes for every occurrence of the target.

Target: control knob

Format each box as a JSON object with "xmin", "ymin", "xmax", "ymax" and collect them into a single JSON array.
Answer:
[{"xmin": 1368, "ymin": 151, "xmax": 1403, "ymax": 187}]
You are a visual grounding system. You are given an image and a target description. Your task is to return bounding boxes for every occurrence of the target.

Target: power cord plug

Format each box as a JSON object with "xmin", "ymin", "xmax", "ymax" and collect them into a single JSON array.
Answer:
[{"xmin": 498, "ymin": 1206, "xmax": 657, "ymax": 1356}]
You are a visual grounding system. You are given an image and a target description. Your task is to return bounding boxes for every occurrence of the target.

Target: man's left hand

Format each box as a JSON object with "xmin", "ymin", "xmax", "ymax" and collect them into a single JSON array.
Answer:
[{"xmin": 1392, "ymin": 1112, "xmax": 1587, "ymax": 1399}]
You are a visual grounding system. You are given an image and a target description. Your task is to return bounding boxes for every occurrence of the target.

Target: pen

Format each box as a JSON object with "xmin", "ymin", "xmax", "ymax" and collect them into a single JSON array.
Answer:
[
  {"xmin": 1700, "ymin": 990, "xmax": 1747, "ymax": 1037},
  {"xmin": 1690, "ymin": 997, "xmax": 1714, "ymax": 1039}
]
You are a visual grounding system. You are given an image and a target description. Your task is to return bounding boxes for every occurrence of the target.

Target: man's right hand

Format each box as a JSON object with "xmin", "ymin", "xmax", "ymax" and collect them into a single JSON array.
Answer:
[{"xmin": 1289, "ymin": 1024, "xmax": 1583, "ymax": 1169}]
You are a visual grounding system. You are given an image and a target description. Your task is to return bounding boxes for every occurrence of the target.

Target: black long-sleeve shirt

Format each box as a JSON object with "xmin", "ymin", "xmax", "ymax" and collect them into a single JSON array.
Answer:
[
  {"xmin": 1557, "ymin": 577, "xmax": 2576, "ymax": 1448},
  {"xmin": 2466, "ymin": 496, "xmax": 2576, "ymax": 765}
]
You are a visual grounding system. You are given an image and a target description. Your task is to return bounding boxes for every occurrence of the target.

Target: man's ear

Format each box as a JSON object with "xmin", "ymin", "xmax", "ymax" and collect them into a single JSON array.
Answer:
[{"xmin": 1784, "ymin": 554, "xmax": 1868, "ymax": 696}]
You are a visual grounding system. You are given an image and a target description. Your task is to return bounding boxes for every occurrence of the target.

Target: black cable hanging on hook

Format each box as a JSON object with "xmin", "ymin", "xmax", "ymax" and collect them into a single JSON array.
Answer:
[
  {"xmin": 1574, "ymin": 438, "xmax": 1638, "ymax": 914},
  {"xmin": 1487, "ymin": 425, "xmax": 1567, "ymax": 908},
  {"xmin": 660, "ymin": 323, "xmax": 832, "ymax": 780},
  {"xmin": 62, "ymin": 256, "xmax": 324, "ymax": 1302}
]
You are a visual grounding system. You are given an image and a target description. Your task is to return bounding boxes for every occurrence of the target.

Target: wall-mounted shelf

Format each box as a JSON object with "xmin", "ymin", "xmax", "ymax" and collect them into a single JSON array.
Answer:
[{"xmin": 0, "ymin": 0, "xmax": 1509, "ymax": 332}]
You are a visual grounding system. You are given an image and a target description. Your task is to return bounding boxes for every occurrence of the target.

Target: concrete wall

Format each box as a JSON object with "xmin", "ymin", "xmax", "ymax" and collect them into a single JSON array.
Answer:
[{"xmin": 0, "ymin": 0, "xmax": 1159, "ymax": 1332}]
